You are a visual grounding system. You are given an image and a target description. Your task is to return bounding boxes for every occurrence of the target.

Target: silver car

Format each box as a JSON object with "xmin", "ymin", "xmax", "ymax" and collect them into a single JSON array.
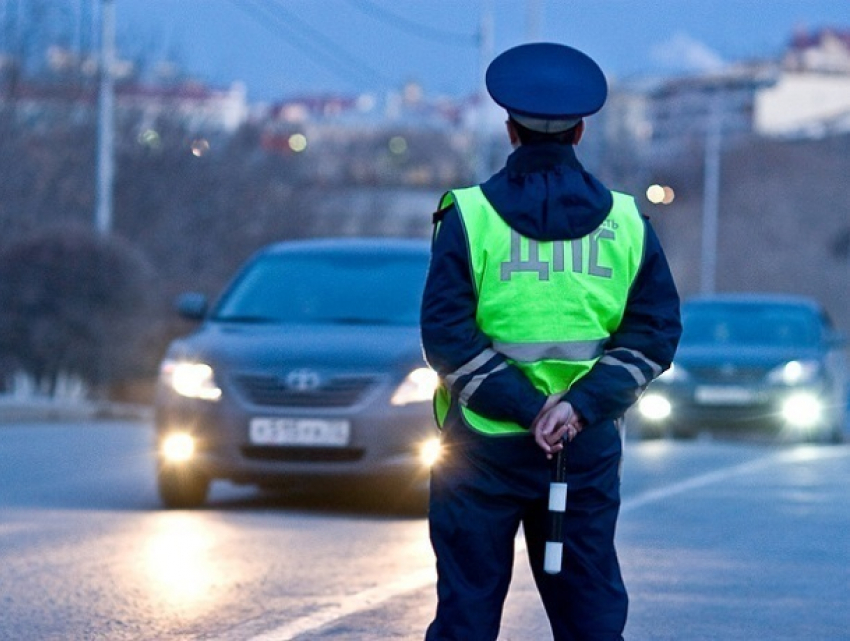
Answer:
[
  {"xmin": 154, "ymin": 238, "xmax": 440, "ymax": 508},
  {"xmin": 632, "ymin": 293, "xmax": 848, "ymax": 442}
]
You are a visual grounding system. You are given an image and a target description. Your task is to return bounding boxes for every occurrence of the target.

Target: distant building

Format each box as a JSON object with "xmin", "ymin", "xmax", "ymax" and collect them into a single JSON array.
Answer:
[
  {"xmin": 629, "ymin": 64, "xmax": 776, "ymax": 158},
  {"xmin": 266, "ymin": 82, "xmax": 467, "ymax": 130},
  {"xmin": 754, "ymin": 27, "xmax": 850, "ymax": 138},
  {"xmin": 616, "ymin": 26, "xmax": 850, "ymax": 153},
  {"xmin": 270, "ymin": 93, "xmax": 364, "ymax": 124},
  {"xmin": 118, "ymin": 81, "xmax": 248, "ymax": 133},
  {"xmin": 755, "ymin": 72, "xmax": 850, "ymax": 138},
  {"xmin": 783, "ymin": 27, "xmax": 850, "ymax": 74},
  {"xmin": 259, "ymin": 83, "xmax": 475, "ymax": 185},
  {"xmin": 1, "ymin": 41, "xmax": 250, "ymax": 134},
  {"xmin": 0, "ymin": 79, "xmax": 249, "ymax": 133}
]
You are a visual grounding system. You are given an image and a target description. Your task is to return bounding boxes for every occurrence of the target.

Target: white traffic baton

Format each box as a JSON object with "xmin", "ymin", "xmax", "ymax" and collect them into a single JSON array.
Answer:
[{"xmin": 544, "ymin": 440, "xmax": 568, "ymax": 575}]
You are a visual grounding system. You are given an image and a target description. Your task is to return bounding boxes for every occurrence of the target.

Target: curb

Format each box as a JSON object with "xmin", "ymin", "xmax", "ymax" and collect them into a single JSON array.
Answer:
[{"xmin": 0, "ymin": 400, "xmax": 153, "ymax": 424}]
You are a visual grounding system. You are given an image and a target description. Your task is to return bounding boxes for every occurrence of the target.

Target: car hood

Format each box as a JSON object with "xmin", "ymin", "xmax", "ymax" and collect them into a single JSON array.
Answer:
[
  {"xmin": 674, "ymin": 343, "xmax": 824, "ymax": 369},
  {"xmin": 165, "ymin": 322, "xmax": 425, "ymax": 373}
]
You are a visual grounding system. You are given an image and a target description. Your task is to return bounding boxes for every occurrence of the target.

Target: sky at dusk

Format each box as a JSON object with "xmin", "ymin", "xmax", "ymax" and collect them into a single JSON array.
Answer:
[{"xmin": 113, "ymin": 0, "xmax": 850, "ymax": 102}]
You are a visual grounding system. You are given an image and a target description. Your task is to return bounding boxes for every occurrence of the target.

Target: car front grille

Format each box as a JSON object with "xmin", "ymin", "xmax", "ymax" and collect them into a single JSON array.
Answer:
[
  {"xmin": 232, "ymin": 374, "xmax": 376, "ymax": 408},
  {"xmin": 690, "ymin": 365, "xmax": 767, "ymax": 384}
]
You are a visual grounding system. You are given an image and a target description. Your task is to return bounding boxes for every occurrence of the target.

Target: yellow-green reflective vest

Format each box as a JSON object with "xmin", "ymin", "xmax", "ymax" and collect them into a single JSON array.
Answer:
[{"xmin": 434, "ymin": 186, "xmax": 646, "ymax": 435}]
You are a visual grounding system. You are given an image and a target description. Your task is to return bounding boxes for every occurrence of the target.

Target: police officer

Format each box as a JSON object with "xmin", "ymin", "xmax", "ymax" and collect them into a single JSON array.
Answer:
[{"xmin": 420, "ymin": 43, "xmax": 682, "ymax": 641}]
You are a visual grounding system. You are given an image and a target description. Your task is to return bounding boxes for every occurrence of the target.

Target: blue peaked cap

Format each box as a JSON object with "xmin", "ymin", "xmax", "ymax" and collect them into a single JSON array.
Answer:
[{"xmin": 486, "ymin": 43, "xmax": 607, "ymax": 131}]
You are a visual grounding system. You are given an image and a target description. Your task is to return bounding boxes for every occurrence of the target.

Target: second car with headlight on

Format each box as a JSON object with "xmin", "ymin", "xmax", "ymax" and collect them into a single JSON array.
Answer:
[
  {"xmin": 154, "ymin": 238, "xmax": 440, "ymax": 508},
  {"xmin": 631, "ymin": 293, "xmax": 848, "ymax": 442}
]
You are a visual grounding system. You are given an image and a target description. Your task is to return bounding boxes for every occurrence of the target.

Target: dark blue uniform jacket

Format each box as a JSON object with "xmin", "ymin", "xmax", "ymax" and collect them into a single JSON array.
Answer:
[{"xmin": 420, "ymin": 142, "xmax": 682, "ymax": 429}]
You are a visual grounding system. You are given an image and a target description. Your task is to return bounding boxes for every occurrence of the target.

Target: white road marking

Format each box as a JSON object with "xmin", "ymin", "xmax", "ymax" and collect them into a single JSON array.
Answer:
[
  {"xmin": 622, "ymin": 449, "xmax": 782, "ymax": 513},
  {"xmin": 246, "ymin": 446, "xmax": 848, "ymax": 640},
  {"xmin": 244, "ymin": 567, "xmax": 437, "ymax": 641},
  {"xmin": 621, "ymin": 445, "xmax": 848, "ymax": 514}
]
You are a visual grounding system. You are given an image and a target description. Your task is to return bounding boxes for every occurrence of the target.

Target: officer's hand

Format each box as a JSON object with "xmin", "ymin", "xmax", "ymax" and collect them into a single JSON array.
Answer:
[
  {"xmin": 531, "ymin": 393, "xmax": 567, "ymax": 457},
  {"xmin": 532, "ymin": 392, "xmax": 565, "ymax": 426},
  {"xmin": 532, "ymin": 401, "xmax": 582, "ymax": 459}
]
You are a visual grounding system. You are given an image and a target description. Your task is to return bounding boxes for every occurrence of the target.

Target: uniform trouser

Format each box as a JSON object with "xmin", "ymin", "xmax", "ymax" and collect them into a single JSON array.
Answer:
[{"xmin": 425, "ymin": 417, "xmax": 627, "ymax": 641}]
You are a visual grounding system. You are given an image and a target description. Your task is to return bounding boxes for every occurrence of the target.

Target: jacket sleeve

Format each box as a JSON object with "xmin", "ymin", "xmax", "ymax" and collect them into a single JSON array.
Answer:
[
  {"xmin": 420, "ymin": 205, "xmax": 546, "ymax": 428},
  {"xmin": 563, "ymin": 218, "xmax": 682, "ymax": 426}
]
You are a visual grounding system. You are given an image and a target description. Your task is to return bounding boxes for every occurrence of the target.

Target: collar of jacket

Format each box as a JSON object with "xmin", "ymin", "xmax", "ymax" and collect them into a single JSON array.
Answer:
[
  {"xmin": 478, "ymin": 141, "xmax": 613, "ymax": 241},
  {"xmin": 505, "ymin": 142, "xmax": 582, "ymax": 176}
]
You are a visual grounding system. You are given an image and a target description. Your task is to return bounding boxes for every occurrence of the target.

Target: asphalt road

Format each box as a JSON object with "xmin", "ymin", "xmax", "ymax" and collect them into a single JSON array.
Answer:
[{"xmin": 1, "ymin": 420, "xmax": 848, "ymax": 640}]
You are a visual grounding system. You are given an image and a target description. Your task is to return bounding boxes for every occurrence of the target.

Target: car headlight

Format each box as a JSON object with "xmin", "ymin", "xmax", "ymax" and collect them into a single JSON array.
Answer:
[
  {"xmin": 656, "ymin": 362, "xmax": 689, "ymax": 383},
  {"xmin": 160, "ymin": 432, "xmax": 196, "ymax": 462},
  {"xmin": 418, "ymin": 437, "xmax": 442, "ymax": 467},
  {"xmin": 637, "ymin": 392, "xmax": 672, "ymax": 421},
  {"xmin": 781, "ymin": 392, "xmax": 822, "ymax": 427},
  {"xmin": 767, "ymin": 360, "xmax": 821, "ymax": 386},
  {"xmin": 390, "ymin": 367, "xmax": 440, "ymax": 406},
  {"xmin": 160, "ymin": 360, "xmax": 222, "ymax": 401}
]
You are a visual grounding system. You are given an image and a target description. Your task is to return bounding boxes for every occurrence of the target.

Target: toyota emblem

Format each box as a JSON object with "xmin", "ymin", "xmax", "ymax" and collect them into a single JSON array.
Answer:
[
  {"xmin": 285, "ymin": 369, "xmax": 321, "ymax": 391},
  {"xmin": 720, "ymin": 363, "xmax": 737, "ymax": 378}
]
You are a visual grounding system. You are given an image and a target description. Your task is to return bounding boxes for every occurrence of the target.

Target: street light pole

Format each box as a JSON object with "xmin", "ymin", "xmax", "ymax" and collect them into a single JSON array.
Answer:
[
  {"xmin": 475, "ymin": 3, "xmax": 493, "ymax": 182},
  {"xmin": 700, "ymin": 95, "xmax": 721, "ymax": 294},
  {"xmin": 526, "ymin": 0, "xmax": 541, "ymax": 41},
  {"xmin": 95, "ymin": 0, "xmax": 115, "ymax": 236}
]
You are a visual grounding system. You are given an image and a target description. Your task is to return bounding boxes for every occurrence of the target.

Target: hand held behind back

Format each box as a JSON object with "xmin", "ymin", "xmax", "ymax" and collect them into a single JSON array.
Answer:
[{"xmin": 531, "ymin": 396, "xmax": 583, "ymax": 459}]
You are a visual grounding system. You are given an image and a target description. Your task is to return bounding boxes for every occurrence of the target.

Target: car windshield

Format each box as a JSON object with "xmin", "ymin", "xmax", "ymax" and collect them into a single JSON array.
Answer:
[
  {"xmin": 211, "ymin": 250, "xmax": 427, "ymax": 325},
  {"xmin": 682, "ymin": 302, "xmax": 821, "ymax": 347}
]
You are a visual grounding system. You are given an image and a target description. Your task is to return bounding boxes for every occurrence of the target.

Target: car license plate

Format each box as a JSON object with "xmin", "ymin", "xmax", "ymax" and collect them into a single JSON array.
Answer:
[
  {"xmin": 694, "ymin": 386, "xmax": 757, "ymax": 405},
  {"xmin": 249, "ymin": 418, "xmax": 350, "ymax": 447}
]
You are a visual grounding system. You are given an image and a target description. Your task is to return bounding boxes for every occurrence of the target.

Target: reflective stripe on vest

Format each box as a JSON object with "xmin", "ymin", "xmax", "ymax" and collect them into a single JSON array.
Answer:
[{"xmin": 434, "ymin": 186, "xmax": 646, "ymax": 435}]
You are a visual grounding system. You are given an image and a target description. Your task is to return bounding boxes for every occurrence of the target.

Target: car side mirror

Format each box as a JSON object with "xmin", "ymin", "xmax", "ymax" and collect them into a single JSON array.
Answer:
[{"xmin": 175, "ymin": 292, "xmax": 209, "ymax": 321}]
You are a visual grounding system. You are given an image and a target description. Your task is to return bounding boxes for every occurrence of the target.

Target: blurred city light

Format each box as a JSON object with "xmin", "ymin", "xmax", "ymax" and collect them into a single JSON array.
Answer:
[
  {"xmin": 646, "ymin": 183, "xmax": 675, "ymax": 205},
  {"xmin": 191, "ymin": 138, "xmax": 210, "ymax": 157},
  {"xmin": 389, "ymin": 136, "xmax": 408, "ymax": 154},
  {"xmin": 138, "ymin": 129, "xmax": 160, "ymax": 149},
  {"xmin": 288, "ymin": 133, "xmax": 308, "ymax": 152},
  {"xmin": 646, "ymin": 184, "xmax": 664, "ymax": 204}
]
